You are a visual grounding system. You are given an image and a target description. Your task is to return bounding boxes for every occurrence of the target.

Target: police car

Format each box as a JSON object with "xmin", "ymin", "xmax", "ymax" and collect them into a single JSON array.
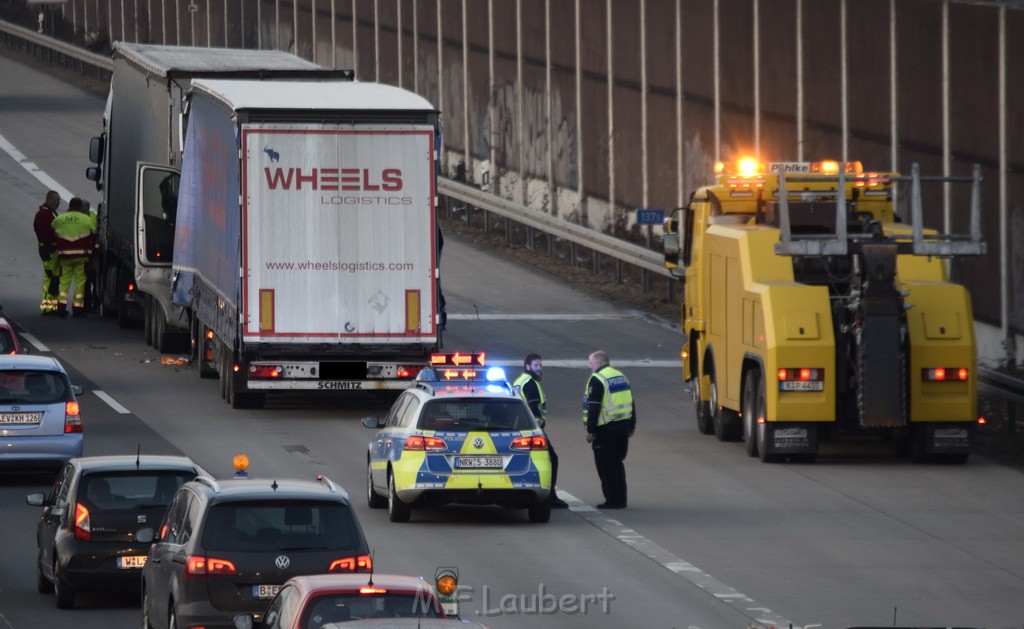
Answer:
[{"xmin": 362, "ymin": 353, "xmax": 552, "ymax": 523}]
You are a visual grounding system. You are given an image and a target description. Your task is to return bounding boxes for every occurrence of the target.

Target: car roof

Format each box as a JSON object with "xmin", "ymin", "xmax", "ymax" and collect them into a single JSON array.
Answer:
[
  {"xmin": 73, "ymin": 455, "xmax": 203, "ymax": 473},
  {"xmin": 287, "ymin": 573, "xmax": 434, "ymax": 595},
  {"xmin": 189, "ymin": 476, "xmax": 351, "ymax": 503},
  {"xmin": 0, "ymin": 354, "xmax": 63, "ymax": 371}
]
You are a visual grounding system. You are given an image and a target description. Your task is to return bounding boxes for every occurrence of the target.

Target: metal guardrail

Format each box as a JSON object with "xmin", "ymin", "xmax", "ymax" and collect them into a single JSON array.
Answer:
[
  {"xmin": 0, "ymin": 18, "xmax": 112, "ymax": 75},
  {"xmin": 979, "ymin": 367, "xmax": 1024, "ymax": 405}
]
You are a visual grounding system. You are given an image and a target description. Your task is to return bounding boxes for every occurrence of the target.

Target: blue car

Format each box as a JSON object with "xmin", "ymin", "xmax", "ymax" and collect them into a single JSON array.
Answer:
[{"xmin": 0, "ymin": 355, "xmax": 84, "ymax": 471}]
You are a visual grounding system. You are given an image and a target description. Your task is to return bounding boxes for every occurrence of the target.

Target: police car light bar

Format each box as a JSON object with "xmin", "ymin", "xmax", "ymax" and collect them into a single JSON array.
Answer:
[{"xmin": 430, "ymin": 352, "xmax": 486, "ymax": 367}]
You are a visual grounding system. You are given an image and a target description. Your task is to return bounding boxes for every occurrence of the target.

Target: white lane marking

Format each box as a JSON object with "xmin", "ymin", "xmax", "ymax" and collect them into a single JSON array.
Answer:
[
  {"xmin": 489, "ymin": 359, "xmax": 680, "ymax": 369},
  {"xmin": 19, "ymin": 332, "xmax": 49, "ymax": 353},
  {"xmin": 93, "ymin": 390, "xmax": 131, "ymax": 414},
  {"xmin": 558, "ymin": 490, "xmax": 799, "ymax": 628},
  {"xmin": 0, "ymin": 131, "xmax": 75, "ymax": 200}
]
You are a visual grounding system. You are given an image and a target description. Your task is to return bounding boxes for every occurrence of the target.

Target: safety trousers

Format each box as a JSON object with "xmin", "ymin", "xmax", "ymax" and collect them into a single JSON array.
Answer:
[
  {"xmin": 57, "ymin": 255, "xmax": 88, "ymax": 314},
  {"xmin": 39, "ymin": 253, "xmax": 60, "ymax": 313}
]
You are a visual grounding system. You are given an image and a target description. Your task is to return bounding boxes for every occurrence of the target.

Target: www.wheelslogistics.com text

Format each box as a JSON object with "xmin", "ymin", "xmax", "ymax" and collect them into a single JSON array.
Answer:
[{"xmin": 264, "ymin": 260, "xmax": 415, "ymax": 272}]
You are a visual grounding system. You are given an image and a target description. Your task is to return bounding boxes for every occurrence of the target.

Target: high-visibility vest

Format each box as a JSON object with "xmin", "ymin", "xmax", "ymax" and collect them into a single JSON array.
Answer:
[
  {"xmin": 513, "ymin": 373, "xmax": 547, "ymax": 422},
  {"xmin": 581, "ymin": 366, "xmax": 633, "ymax": 427},
  {"xmin": 52, "ymin": 211, "xmax": 96, "ymax": 257}
]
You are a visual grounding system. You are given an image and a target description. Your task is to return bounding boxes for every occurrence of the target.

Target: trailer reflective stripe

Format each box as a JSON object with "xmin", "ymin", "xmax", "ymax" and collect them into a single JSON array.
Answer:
[
  {"xmin": 260, "ymin": 289, "xmax": 275, "ymax": 332},
  {"xmin": 406, "ymin": 290, "xmax": 420, "ymax": 333}
]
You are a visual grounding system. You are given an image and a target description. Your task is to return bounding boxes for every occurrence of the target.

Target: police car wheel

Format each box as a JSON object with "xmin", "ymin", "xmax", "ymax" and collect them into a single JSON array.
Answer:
[
  {"xmin": 387, "ymin": 472, "xmax": 411, "ymax": 522},
  {"xmin": 367, "ymin": 461, "xmax": 386, "ymax": 508},
  {"xmin": 528, "ymin": 498, "xmax": 551, "ymax": 523}
]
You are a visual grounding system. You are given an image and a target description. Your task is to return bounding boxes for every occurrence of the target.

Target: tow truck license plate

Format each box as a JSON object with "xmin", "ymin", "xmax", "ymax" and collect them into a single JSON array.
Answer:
[
  {"xmin": 779, "ymin": 381, "xmax": 823, "ymax": 392},
  {"xmin": 0, "ymin": 412, "xmax": 41, "ymax": 424},
  {"xmin": 117, "ymin": 556, "xmax": 147, "ymax": 569},
  {"xmin": 254, "ymin": 585, "xmax": 281, "ymax": 599},
  {"xmin": 455, "ymin": 456, "xmax": 503, "ymax": 469}
]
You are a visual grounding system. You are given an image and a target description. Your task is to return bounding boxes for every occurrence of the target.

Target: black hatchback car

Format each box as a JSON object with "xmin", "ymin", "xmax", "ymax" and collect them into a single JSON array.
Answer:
[
  {"xmin": 140, "ymin": 475, "xmax": 371, "ymax": 629},
  {"xmin": 25, "ymin": 454, "xmax": 208, "ymax": 608}
]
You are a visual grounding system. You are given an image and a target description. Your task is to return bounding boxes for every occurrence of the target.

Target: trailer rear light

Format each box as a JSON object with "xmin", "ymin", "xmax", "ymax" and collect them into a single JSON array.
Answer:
[
  {"xmin": 396, "ymin": 366, "xmax": 423, "ymax": 379},
  {"xmin": 977, "ymin": 417, "xmax": 987, "ymax": 425},
  {"xmin": 329, "ymin": 554, "xmax": 373, "ymax": 573},
  {"xmin": 922, "ymin": 367, "xmax": 969, "ymax": 381},
  {"xmin": 511, "ymin": 435, "xmax": 548, "ymax": 450},
  {"xmin": 248, "ymin": 365, "xmax": 283, "ymax": 379},
  {"xmin": 73, "ymin": 503, "xmax": 91, "ymax": 541},
  {"xmin": 186, "ymin": 555, "xmax": 237, "ymax": 578},
  {"xmin": 64, "ymin": 401, "xmax": 82, "ymax": 433},
  {"xmin": 405, "ymin": 435, "xmax": 447, "ymax": 451}
]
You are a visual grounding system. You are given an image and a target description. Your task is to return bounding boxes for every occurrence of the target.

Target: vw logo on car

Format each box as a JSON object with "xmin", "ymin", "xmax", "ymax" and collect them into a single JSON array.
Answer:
[
  {"xmin": 473, "ymin": 437, "xmax": 484, "ymax": 449},
  {"xmin": 275, "ymin": 555, "xmax": 291, "ymax": 569}
]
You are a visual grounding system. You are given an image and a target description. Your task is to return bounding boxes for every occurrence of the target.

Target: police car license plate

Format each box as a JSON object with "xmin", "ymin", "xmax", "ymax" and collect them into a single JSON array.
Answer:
[
  {"xmin": 253, "ymin": 585, "xmax": 281, "ymax": 599},
  {"xmin": 779, "ymin": 381, "xmax": 823, "ymax": 392},
  {"xmin": 117, "ymin": 556, "xmax": 147, "ymax": 569},
  {"xmin": 455, "ymin": 456, "xmax": 503, "ymax": 469},
  {"xmin": 0, "ymin": 412, "xmax": 41, "ymax": 424}
]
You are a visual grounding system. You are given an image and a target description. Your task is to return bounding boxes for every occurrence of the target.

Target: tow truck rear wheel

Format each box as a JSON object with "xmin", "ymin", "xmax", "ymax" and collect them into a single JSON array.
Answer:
[
  {"xmin": 742, "ymin": 369, "xmax": 764, "ymax": 457},
  {"xmin": 692, "ymin": 377, "xmax": 714, "ymax": 435},
  {"xmin": 711, "ymin": 372, "xmax": 742, "ymax": 442}
]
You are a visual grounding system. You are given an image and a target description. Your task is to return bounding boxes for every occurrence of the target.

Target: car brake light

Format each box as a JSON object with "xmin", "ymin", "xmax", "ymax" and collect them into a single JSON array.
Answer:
[
  {"xmin": 64, "ymin": 401, "xmax": 82, "ymax": 433},
  {"xmin": 922, "ymin": 367, "xmax": 969, "ymax": 382},
  {"xmin": 511, "ymin": 435, "xmax": 548, "ymax": 450},
  {"xmin": 73, "ymin": 503, "xmax": 91, "ymax": 540},
  {"xmin": 186, "ymin": 555, "xmax": 237, "ymax": 578},
  {"xmin": 360, "ymin": 587, "xmax": 388, "ymax": 594},
  {"xmin": 329, "ymin": 554, "xmax": 373, "ymax": 573},
  {"xmin": 405, "ymin": 435, "xmax": 447, "ymax": 451}
]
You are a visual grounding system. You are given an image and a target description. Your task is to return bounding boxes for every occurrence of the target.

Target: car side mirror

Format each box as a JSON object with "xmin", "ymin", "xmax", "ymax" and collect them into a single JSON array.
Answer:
[
  {"xmin": 26, "ymin": 492, "xmax": 46, "ymax": 507},
  {"xmin": 362, "ymin": 416, "xmax": 383, "ymax": 429},
  {"xmin": 232, "ymin": 614, "xmax": 254, "ymax": 629},
  {"xmin": 72, "ymin": 385, "xmax": 84, "ymax": 396},
  {"xmin": 135, "ymin": 527, "xmax": 155, "ymax": 543}
]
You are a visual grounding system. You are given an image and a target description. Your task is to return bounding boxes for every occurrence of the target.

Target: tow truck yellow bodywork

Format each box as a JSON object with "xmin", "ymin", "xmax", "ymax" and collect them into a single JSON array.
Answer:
[{"xmin": 664, "ymin": 160, "xmax": 985, "ymax": 462}]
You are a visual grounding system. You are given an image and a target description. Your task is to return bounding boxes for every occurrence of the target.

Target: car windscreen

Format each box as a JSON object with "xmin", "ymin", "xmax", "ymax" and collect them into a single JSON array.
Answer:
[
  {"xmin": 301, "ymin": 592, "xmax": 442, "ymax": 625},
  {"xmin": 0, "ymin": 370, "xmax": 68, "ymax": 404},
  {"xmin": 202, "ymin": 500, "xmax": 361, "ymax": 552},
  {"xmin": 80, "ymin": 471, "xmax": 195, "ymax": 511},
  {"xmin": 418, "ymin": 399, "xmax": 537, "ymax": 432}
]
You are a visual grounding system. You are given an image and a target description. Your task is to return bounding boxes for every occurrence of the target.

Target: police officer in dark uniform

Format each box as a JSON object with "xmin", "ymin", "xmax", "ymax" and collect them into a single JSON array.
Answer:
[
  {"xmin": 583, "ymin": 350, "xmax": 635, "ymax": 509},
  {"xmin": 513, "ymin": 353, "xmax": 569, "ymax": 508}
]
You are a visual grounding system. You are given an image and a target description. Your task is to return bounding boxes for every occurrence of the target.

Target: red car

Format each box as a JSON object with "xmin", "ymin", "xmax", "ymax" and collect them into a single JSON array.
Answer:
[
  {"xmin": 235, "ymin": 573, "xmax": 466, "ymax": 628},
  {"xmin": 0, "ymin": 315, "xmax": 26, "ymax": 355}
]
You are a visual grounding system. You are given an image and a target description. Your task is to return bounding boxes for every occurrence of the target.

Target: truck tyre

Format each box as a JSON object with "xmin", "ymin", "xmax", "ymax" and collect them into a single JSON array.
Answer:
[
  {"xmin": 711, "ymin": 372, "xmax": 742, "ymax": 442},
  {"xmin": 387, "ymin": 471, "xmax": 411, "ymax": 522},
  {"xmin": 117, "ymin": 294, "xmax": 133, "ymax": 329},
  {"xmin": 756, "ymin": 417, "xmax": 779, "ymax": 463},
  {"xmin": 742, "ymin": 369, "xmax": 764, "ymax": 457},
  {"xmin": 198, "ymin": 326, "xmax": 217, "ymax": 379},
  {"xmin": 692, "ymin": 378, "xmax": 714, "ymax": 435},
  {"xmin": 143, "ymin": 296, "xmax": 154, "ymax": 347}
]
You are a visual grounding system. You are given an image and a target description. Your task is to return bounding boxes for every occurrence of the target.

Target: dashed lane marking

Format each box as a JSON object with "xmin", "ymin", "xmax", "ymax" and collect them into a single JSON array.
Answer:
[{"xmin": 93, "ymin": 390, "xmax": 131, "ymax": 414}]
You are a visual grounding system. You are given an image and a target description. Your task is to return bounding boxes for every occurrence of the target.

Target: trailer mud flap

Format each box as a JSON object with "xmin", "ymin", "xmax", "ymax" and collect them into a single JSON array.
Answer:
[{"xmin": 763, "ymin": 422, "xmax": 818, "ymax": 456}]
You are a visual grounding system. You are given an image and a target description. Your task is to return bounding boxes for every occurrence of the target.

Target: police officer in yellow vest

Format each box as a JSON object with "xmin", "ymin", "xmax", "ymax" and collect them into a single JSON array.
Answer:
[
  {"xmin": 513, "ymin": 353, "xmax": 569, "ymax": 509},
  {"xmin": 51, "ymin": 197, "xmax": 97, "ymax": 318},
  {"xmin": 583, "ymin": 350, "xmax": 636, "ymax": 509}
]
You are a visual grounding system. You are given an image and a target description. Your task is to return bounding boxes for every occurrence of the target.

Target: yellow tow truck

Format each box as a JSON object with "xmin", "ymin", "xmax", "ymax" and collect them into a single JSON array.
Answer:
[{"xmin": 663, "ymin": 158, "xmax": 986, "ymax": 463}]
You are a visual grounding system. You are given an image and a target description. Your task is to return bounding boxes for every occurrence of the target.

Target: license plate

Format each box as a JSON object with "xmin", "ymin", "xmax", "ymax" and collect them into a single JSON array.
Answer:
[
  {"xmin": 117, "ymin": 556, "xmax": 147, "ymax": 569},
  {"xmin": 779, "ymin": 381, "xmax": 823, "ymax": 392},
  {"xmin": 0, "ymin": 412, "xmax": 41, "ymax": 424},
  {"xmin": 455, "ymin": 456, "xmax": 503, "ymax": 469},
  {"xmin": 253, "ymin": 584, "xmax": 282, "ymax": 600}
]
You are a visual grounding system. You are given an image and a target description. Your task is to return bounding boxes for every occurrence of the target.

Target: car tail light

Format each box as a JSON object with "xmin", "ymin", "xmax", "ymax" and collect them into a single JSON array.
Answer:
[
  {"xmin": 405, "ymin": 435, "xmax": 447, "ymax": 451},
  {"xmin": 64, "ymin": 401, "xmax": 82, "ymax": 433},
  {"xmin": 73, "ymin": 503, "xmax": 91, "ymax": 541},
  {"xmin": 186, "ymin": 555, "xmax": 237, "ymax": 578},
  {"xmin": 511, "ymin": 436, "xmax": 548, "ymax": 450},
  {"xmin": 922, "ymin": 367, "xmax": 969, "ymax": 381},
  {"xmin": 329, "ymin": 554, "xmax": 373, "ymax": 573}
]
